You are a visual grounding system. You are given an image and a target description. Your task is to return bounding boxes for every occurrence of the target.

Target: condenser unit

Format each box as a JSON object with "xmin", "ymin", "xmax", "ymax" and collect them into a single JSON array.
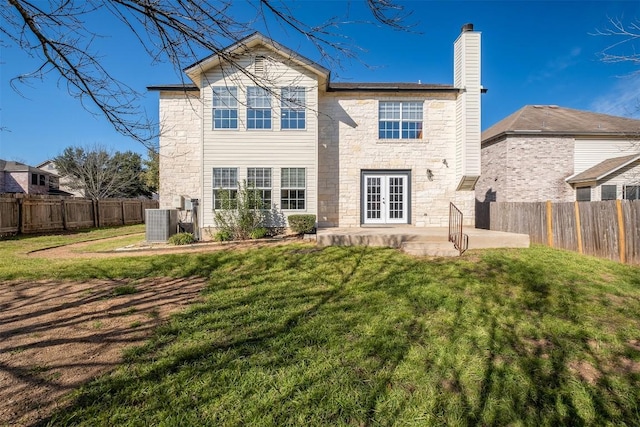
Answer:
[{"xmin": 145, "ymin": 209, "xmax": 179, "ymax": 242}]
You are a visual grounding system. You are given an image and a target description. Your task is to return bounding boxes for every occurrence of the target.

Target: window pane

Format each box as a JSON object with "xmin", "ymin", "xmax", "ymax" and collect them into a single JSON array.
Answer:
[
  {"xmin": 576, "ymin": 187, "xmax": 591, "ymax": 202},
  {"xmin": 379, "ymin": 102, "xmax": 400, "ymax": 120},
  {"xmin": 247, "ymin": 87, "xmax": 271, "ymax": 108},
  {"xmin": 213, "ymin": 87, "xmax": 238, "ymax": 129},
  {"xmin": 624, "ymin": 185, "xmax": 640, "ymax": 200},
  {"xmin": 281, "ymin": 87, "xmax": 305, "ymax": 109},
  {"xmin": 601, "ymin": 185, "xmax": 617, "ymax": 201},
  {"xmin": 213, "ymin": 87, "xmax": 237, "ymax": 107}
]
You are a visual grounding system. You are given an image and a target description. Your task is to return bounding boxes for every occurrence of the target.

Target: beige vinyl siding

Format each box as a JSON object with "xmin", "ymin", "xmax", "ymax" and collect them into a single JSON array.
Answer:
[
  {"xmin": 453, "ymin": 31, "xmax": 481, "ymax": 182},
  {"xmin": 594, "ymin": 161, "xmax": 640, "ymax": 200},
  {"xmin": 200, "ymin": 48, "xmax": 319, "ymax": 227},
  {"xmin": 574, "ymin": 138, "xmax": 640, "ymax": 173}
]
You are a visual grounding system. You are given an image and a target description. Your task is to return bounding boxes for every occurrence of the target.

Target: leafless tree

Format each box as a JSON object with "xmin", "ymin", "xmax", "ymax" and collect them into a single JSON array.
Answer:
[
  {"xmin": 595, "ymin": 17, "xmax": 640, "ymax": 72},
  {"xmin": 1, "ymin": 0, "xmax": 412, "ymax": 147},
  {"xmin": 54, "ymin": 145, "xmax": 150, "ymax": 199}
]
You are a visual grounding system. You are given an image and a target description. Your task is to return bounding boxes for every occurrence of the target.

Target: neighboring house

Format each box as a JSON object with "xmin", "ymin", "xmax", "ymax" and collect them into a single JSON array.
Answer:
[
  {"xmin": 476, "ymin": 105, "xmax": 640, "ymax": 205},
  {"xmin": 0, "ymin": 159, "xmax": 59, "ymax": 195},
  {"xmin": 149, "ymin": 24, "xmax": 483, "ymax": 231},
  {"xmin": 37, "ymin": 160, "xmax": 83, "ymax": 197}
]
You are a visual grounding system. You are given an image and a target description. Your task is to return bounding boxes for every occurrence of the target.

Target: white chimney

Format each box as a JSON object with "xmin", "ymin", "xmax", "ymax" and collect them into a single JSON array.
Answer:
[{"xmin": 454, "ymin": 23, "xmax": 482, "ymax": 191}]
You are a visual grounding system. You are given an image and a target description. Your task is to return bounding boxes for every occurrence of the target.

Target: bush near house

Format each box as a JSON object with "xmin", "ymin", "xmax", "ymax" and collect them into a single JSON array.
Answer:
[{"xmin": 288, "ymin": 214, "xmax": 316, "ymax": 234}]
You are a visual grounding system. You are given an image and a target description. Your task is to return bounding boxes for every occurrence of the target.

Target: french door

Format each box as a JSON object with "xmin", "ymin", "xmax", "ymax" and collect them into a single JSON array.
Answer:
[{"xmin": 362, "ymin": 173, "xmax": 409, "ymax": 224}]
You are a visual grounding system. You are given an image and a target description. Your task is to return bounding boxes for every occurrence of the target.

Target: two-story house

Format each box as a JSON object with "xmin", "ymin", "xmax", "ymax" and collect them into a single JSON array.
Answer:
[
  {"xmin": 475, "ymin": 105, "xmax": 640, "ymax": 206},
  {"xmin": 149, "ymin": 24, "xmax": 483, "ymax": 233}
]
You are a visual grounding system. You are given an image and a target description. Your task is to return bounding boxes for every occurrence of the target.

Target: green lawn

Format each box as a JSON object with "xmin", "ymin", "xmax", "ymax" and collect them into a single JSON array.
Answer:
[{"xmin": 3, "ymin": 227, "xmax": 640, "ymax": 426}]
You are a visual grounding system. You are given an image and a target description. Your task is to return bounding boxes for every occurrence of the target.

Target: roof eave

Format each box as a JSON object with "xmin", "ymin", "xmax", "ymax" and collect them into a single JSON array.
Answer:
[{"xmin": 483, "ymin": 130, "xmax": 640, "ymax": 146}]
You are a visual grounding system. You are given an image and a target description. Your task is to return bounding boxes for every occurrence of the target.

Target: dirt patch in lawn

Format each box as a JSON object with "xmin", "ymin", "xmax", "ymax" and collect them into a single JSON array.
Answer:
[{"xmin": 0, "ymin": 276, "xmax": 208, "ymax": 426}]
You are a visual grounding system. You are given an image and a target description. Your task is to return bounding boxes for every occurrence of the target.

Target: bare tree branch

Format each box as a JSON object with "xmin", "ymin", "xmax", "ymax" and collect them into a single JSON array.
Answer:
[{"xmin": 1, "ymin": 0, "xmax": 413, "ymax": 147}]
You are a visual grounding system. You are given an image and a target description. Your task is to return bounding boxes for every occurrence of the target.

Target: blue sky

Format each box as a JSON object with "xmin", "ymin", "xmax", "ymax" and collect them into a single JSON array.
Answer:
[{"xmin": 1, "ymin": 0, "xmax": 639, "ymax": 166}]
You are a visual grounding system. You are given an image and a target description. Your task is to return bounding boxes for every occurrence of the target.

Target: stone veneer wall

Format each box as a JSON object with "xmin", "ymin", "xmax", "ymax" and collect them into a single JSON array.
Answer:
[
  {"xmin": 476, "ymin": 136, "xmax": 575, "ymax": 203},
  {"xmin": 318, "ymin": 91, "xmax": 475, "ymax": 227},
  {"xmin": 158, "ymin": 91, "xmax": 203, "ymax": 209}
]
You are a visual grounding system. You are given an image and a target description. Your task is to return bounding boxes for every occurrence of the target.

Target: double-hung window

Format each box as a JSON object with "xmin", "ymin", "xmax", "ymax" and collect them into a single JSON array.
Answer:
[
  {"xmin": 281, "ymin": 168, "xmax": 305, "ymax": 210},
  {"xmin": 247, "ymin": 87, "xmax": 272, "ymax": 129},
  {"xmin": 378, "ymin": 101, "xmax": 423, "ymax": 139},
  {"xmin": 213, "ymin": 87, "xmax": 238, "ymax": 129},
  {"xmin": 213, "ymin": 167, "xmax": 238, "ymax": 209},
  {"xmin": 281, "ymin": 87, "xmax": 306, "ymax": 130},
  {"xmin": 624, "ymin": 185, "xmax": 640, "ymax": 200},
  {"xmin": 31, "ymin": 173, "xmax": 38, "ymax": 185},
  {"xmin": 247, "ymin": 167, "xmax": 272, "ymax": 209}
]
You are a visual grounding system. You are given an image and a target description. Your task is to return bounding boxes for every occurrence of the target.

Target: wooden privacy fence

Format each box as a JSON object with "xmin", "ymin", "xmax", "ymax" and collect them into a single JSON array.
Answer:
[
  {"xmin": 0, "ymin": 195, "xmax": 158, "ymax": 235},
  {"xmin": 488, "ymin": 201, "xmax": 640, "ymax": 264}
]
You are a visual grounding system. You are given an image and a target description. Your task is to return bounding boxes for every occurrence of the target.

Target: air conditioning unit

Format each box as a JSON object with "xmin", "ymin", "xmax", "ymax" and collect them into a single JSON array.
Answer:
[
  {"xmin": 172, "ymin": 195, "xmax": 185, "ymax": 210},
  {"xmin": 145, "ymin": 209, "xmax": 179, "ymax": 242}
]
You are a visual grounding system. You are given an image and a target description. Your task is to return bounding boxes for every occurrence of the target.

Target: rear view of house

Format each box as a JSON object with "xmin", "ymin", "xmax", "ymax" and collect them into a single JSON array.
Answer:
[{"xmin": 149, "ymin": 24, "xmax": 483, "ymax": 234}]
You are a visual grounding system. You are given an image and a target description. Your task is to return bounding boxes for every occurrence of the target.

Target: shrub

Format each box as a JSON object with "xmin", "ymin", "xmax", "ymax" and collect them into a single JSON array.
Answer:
[
  {"xmin": 250, "ymin": 227, "xmax": 268, "ymax": 239},
  {"xmin": 214, "ymin": 180, "xmax": 266, "ymax": 240},
  {"xmin": 213, "ymin": 230, "xmax": 232, "ymax": 242},
  {"xmin": 288, "ymin": 214, "xmax": 316, "ymax": 234},
  {"xmin": 168, "ymin": 232, "xmax": 195, "ymax": 245}
]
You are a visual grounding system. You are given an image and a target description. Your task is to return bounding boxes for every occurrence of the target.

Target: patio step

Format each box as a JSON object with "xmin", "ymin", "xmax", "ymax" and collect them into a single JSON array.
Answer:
[{"xmin": 401, "ymin": 240, "xmax": 461, "ymax": 257}]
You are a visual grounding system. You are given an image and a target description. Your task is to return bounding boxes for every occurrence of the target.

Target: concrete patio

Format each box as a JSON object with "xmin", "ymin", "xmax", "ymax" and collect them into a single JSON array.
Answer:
[{"xmin": 316, "ymin": 226, "xmax": 530, "ymax": 257}]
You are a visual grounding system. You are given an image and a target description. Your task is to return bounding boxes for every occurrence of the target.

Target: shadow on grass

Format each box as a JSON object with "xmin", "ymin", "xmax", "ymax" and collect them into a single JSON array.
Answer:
[{"xmin": 33, "ymin": 245, "xmax": 640, "ymax": 426}]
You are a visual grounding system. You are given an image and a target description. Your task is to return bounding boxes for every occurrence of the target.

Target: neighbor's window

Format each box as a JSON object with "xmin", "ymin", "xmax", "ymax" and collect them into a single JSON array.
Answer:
[
  {"xmin": 624, "ymin": 185, "xmax": 640, "ymax": 200},
  {"xmin": 601, "ymin": 185, "xmax": 617, "ymax": 201},
  {"xmin": 213, "ymin": 86, "xmax": 238, "ymax": 129},
  {"xmin": 576, "ymin": 187, "xmax": 591, "ymax": 202},
  {"xmin": 39, "ymin": 174, "xmax": 46, "ymax": 186},
  {"xmin": 281, "ymin": 168, "xmax": 305, "ymax": 210},
  {"xmin": 31, "ymin": 173, "xmax": 38, "ymax": 185},
  {"xmin": 247, "ymin": 167, "xmax": 272, "ymax": 209},
  {"xmin": 247, "ymin": 87, "xmax": 272, "ymax": 129},
  {"xmin": 281, "ymin": 87, "xmax": 306, "ymax": 130},
  {"xmin": 213, "ymin": 167, "xmax": 238, "ymax": 209},
  {"xmin": 379, "ymin": 101, "xmax": 423, "ymax": 139}
]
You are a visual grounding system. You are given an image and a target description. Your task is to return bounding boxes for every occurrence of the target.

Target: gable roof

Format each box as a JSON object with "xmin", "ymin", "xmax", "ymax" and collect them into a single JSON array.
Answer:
[
  {"xmin": 483, "ymin": 105, "xmax": 640, "ymax": 145},
  {"xmin": 183, "ymin": 32, "xmax": 330, "ymax": 86},
  {"xmin": 151, "ymin": 32, "xmax": 464, "ymax": 93},
  {"xmin": 566, "ymin": 153, "xmax": 640, "ymax": 184}
]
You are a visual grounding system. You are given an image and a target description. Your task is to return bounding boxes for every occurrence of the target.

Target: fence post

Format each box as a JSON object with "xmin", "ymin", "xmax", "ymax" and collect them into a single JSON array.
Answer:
[
  {"xmin": 121, "ymin": 200, "xmax": 126, "ymax": 225},
  {"xmin": 574, "ymin": 201, "xmax": 583, "ymax": 254},
  {"xmin": 61, "ymin": 199, "xmax": 67, "ymax": 231},
  {"xmin": 616, "ymin": 199, "xmax": 626, "ymax": 264},
  {"xmin": 17, "ymin": 198, "xmax": 24, "ymax": 235},
  {"xmin": 546, "ymin": 200, "xmax": 554, "ymax": 247}
]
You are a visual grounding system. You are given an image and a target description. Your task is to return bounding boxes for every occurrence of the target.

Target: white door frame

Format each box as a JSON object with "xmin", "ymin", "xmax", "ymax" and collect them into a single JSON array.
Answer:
[{"xmin": 361, "ymin": 170, "xmax": 411, "ymax": 225}]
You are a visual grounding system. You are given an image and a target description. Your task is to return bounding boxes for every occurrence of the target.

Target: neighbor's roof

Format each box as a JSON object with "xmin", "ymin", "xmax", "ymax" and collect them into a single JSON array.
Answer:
[
  {"xmin": 483, "ymin": 105, "xmax": 640, "ymax": 144},
  {"xmin": 1, "ymin": 160, "xmax": 30, "ymax": 172},
  {"xmin": 566, "ymin": 153, "xmax": 640, "ymax": 184}
]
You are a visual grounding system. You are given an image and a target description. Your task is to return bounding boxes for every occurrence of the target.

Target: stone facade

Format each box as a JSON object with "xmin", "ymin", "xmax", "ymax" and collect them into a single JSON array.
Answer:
[
  {"xmin": 476, "ymin": 136, "xmax": 575, "ymax": 203},
  {"xmin": 318, "ymin": 92, "xmax": 475, "ymax": 227},
  {"xmin": 158, "ymin": 92, "xmax": 203, "ymax": 209}
]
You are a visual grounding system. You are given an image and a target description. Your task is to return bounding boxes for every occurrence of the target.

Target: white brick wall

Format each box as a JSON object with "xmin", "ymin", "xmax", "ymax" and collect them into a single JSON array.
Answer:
[
  {"xmin": 476, "ymin": 135, "xmax": 575, "ymax": 203},
  {"xmin": 318, "ymin": 92, "xmax": 475, "ymax": 227}
]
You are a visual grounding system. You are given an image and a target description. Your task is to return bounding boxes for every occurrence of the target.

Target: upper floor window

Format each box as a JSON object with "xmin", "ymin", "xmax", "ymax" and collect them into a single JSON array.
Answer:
[
  {"xmin": 379, "ymin": 101, "xmax": 423, "ymax": 139},
  {"xmin": 39, "ymin": 174, "xmax": 46, "ymax": 186},
  {"xmin": 31, "ymin": 173, "xmax": 38, "ymax": 185},
  {"xmin": 213, "ymin": 167, "xmax": 238, "ymax": 209},
  {"xmin": 624, "ymin": 185, "xmax": 640, "ymax": 200},
  {"xmin": 213, "ymin": 87, "xmax": 238, "ymax": 129},
  {"xmin": 247, "ymin": 87, "xmax": 272, "ymax": 129},
  {"xmin": 281, "ymin": 87, "xmax": 306, "ymax": 130},
  {"xmin": 281, "ymin": 168, "xmax": 305, "ymax": 210},
  {"xmin": 601, "ymin": 185, "xmax": 617, "ymax": 201},
  {"xmin": 247, "ymin": 167, "xmax": 272, "ymax": 209}
]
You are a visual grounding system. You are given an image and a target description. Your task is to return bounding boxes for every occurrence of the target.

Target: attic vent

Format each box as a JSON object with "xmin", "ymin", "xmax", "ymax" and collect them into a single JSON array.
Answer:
[{"xmin": 254, "ymin": 56, "xmax": 265, "ymax": 74}]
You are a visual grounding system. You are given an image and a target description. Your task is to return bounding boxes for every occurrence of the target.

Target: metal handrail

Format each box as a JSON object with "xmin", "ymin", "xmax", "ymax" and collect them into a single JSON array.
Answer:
[{"xmin": 449, "ymin": 202, "xmax": 469, "ymax": 256}]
